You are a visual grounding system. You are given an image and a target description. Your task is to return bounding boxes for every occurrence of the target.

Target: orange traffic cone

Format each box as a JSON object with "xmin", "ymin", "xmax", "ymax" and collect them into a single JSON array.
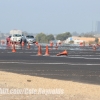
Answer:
[
  {"xmin": 45, "ymin": 45, "xmax": 49, "ymax": 56},
  {"xmin": 27, "ymin": 43, "xmax": 30, "ymax": 49},
  {"xmin": 57, "ymin": 50, "xmax": 68, "ymax": 56},
  {"xmin": 89, "ymin": 43, "xmax": 92, "ymax": 47},
  {"xmin": 55, "ymin": 43, "xmax": 58, "ymax": 50},
  {"xmin": 12, "ymin": 44, "xmax": 16, "ymax": 52},
  {"xmin": 96, "ymin": 44, "xmax": 100, "ymax": 47},
  {"xmin": 35, "ymin": 42, "xmax": 38, "ymax": 46},
  {"xmin": 50, "ymin": 42, "xmax": 53, "ymax": 46},
  {"xmin": 50, "ymin": 42, "xmax": 53, "ymax": 50},
  {"xmin": 37, "ymin": 45, "xmax": 42, "ymax": 56},
  {"xmin": 93, "ymin": 46, "xmax": 96, "ymax": 51},
  {"xmin": 22, "ymin": 41, "xmax": 25, "ymax": 47},
  {"xmin": 7, "ymin": 41, "xmax": 11, "ymax": 46}
]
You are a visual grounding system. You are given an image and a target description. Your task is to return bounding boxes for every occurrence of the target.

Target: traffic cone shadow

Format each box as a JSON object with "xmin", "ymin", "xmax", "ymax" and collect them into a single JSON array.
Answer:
[
  {"xmin": 56, "ymin": 50, "xmax": 68, "ymax": 56},
  {"xmin": 45, "ymin": 45, "xmax": 49, "ymax": 56}
]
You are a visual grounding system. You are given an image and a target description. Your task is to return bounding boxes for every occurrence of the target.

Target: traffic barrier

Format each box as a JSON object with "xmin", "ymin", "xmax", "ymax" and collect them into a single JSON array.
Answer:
[
  {"xmin": 12, "ymin": 43, "xmax": 16, "ymax": 52},
  {"xmin": 56, "ymin": 50, "xmax": 68, "ymax": 56},
  {"xmin": 45, "ymin": 45, "xmax": 49, "ymax": 56},
  {"xmin": 37, "ymin": 45, "xmax": 42, "ymax": 56}
]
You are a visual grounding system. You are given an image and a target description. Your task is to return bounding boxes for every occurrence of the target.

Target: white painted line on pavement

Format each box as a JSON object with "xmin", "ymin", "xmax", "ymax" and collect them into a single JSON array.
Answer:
[
  {"xmin": 0, "ymin": 62, "xmax": 99, "ymax": 65},
  {"xmin": 18, "ymin": 52, "xmax": 23, "ymax": 53},
  {"xmin": 50, "ymin": 55, "xmax": 85, "ymax": 58},
  {"xmin": 30, "ymin": 55, "xmax": 100, "ymax": 59},
  {"xmin": 69, "ymin": 55, "xmax": 100, "ymax": 56},
  {"xmin": 49, "ymin": 55, "xmax": 67, "ymax": 57},
  {"xmin": 24, "ymin": 52, "xmax": 33, "ymax": 53},
  {"xmin": 84, "ymin": 58, "xmax": 100, "ymax": 59},
  {"xmin": 66, "ymin": 57, "xmax": 85, "ymax": 58}
]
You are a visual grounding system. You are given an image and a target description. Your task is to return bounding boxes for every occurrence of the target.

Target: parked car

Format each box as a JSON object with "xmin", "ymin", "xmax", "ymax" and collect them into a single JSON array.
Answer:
[{"xmin": 25, "ymin": 35, "xmax": 36, "ymax": 44}]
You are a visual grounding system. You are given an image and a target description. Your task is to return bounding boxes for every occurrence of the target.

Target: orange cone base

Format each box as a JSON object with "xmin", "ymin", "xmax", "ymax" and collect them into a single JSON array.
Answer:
[
  {"xmin": 22, "ymin": 44, "xmax": 24, "ymax": 47},
  {"xmin": 44, "ymin": 53, "xmax": 50, "ymax": 56},
  {"xmin": 27, "ymin": 47, "xmax": 30, "ymax": 49},
  {"xmin": 37, "ymin": 53, "xmax": 42, "ymax": 56},
  {"xmin": 12, "ymin": 49, "xmax": 16, "ymax": 53},
  {"xmin": 57, "ymin": 54, "xmax": 67, "ymax": 56},
  {"xmin": 27, "ymin": 45, "xmax": 30, "ymax": 49},
  {"xmin": 56, "ymin": 50, "xmax": 68, "ymax": 56}
]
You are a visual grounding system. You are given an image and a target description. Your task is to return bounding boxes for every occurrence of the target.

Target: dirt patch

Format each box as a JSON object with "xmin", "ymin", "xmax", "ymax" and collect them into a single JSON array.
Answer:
[{"xmin": 0, "ymin": 71, "xmax": 100, "ymax": 100}]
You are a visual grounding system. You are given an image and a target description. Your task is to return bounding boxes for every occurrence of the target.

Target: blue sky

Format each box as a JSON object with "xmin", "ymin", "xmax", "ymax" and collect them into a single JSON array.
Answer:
[{"xmin": 0, "ymin": 0, "xmax": 100, "ymax": 34}]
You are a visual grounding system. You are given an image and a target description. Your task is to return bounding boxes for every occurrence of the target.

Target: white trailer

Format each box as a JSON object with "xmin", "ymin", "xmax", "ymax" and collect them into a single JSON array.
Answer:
[{"xmin": 10, "ymin": 30, "xmax": 22, "ymax": 35}]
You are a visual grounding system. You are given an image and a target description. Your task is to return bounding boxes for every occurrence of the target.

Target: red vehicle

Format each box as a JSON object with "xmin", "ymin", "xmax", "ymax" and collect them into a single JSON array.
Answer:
[{"xmin": 6, "ymin": 36, "xmax": 11, "ymax": 43}]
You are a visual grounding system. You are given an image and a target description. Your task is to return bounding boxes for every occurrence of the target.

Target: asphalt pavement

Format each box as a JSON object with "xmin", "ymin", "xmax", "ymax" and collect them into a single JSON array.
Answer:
[{"xmin": 0, "ymin": 44, "xmax": 100, "ymax": 85}]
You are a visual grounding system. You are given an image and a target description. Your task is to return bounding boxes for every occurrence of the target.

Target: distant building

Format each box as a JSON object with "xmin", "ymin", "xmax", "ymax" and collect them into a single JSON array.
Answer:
[
  {"xmin": 64, "ymin": 37, "xmax": 84, "ymax": 44},
  {"xmin": 64, "ymin": 37, "xmax": 73, "ymax": 43}
]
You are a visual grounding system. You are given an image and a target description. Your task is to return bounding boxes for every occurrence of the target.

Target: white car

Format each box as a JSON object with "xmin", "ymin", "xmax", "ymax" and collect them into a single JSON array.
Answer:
[
  {"xmin": 11, "ymin": 34, "xmax": 25, "ymax": 43},
  {"xmin": 25, "ymin": 35, "xmax": 36, "ymax": 44}
]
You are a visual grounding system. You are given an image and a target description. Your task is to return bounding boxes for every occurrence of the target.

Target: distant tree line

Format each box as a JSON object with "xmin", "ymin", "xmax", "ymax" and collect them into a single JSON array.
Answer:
[
  {"xmin": 56, "ymin": 32, "xmax": 72, "ymax": 40},
  {"xmin": 35, "ymin": 32, "xmax": 72, "ymax": 43},
  {"xmin": 35, "ymin": 33, "xmax": 55, "ymax": 43},
  {"xmin": 0, "ymin": 31, "xmax": 100, "ymax": 43}
]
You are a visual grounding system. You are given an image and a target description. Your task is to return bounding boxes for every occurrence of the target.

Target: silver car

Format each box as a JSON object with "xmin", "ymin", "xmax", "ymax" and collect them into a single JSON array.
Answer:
[{"xmin": 25, "ymin": 35, "xmax": 36, "ymax": 44}]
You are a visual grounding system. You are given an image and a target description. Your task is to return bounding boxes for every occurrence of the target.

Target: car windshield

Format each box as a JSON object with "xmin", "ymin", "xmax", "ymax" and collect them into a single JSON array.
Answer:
[
  {"xmin": 26, "ymin": 36, "xmax": 34, "ymax": 38},
  {"xmin": 13, "ymin": 34, "xmax": 22, "ymax": 37}
]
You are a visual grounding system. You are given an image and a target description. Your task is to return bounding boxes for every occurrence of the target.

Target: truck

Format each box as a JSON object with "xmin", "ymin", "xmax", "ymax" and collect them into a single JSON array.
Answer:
[{"xmin": 10, "ymin": 29, "xmax": 26, "ymax": 44}]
